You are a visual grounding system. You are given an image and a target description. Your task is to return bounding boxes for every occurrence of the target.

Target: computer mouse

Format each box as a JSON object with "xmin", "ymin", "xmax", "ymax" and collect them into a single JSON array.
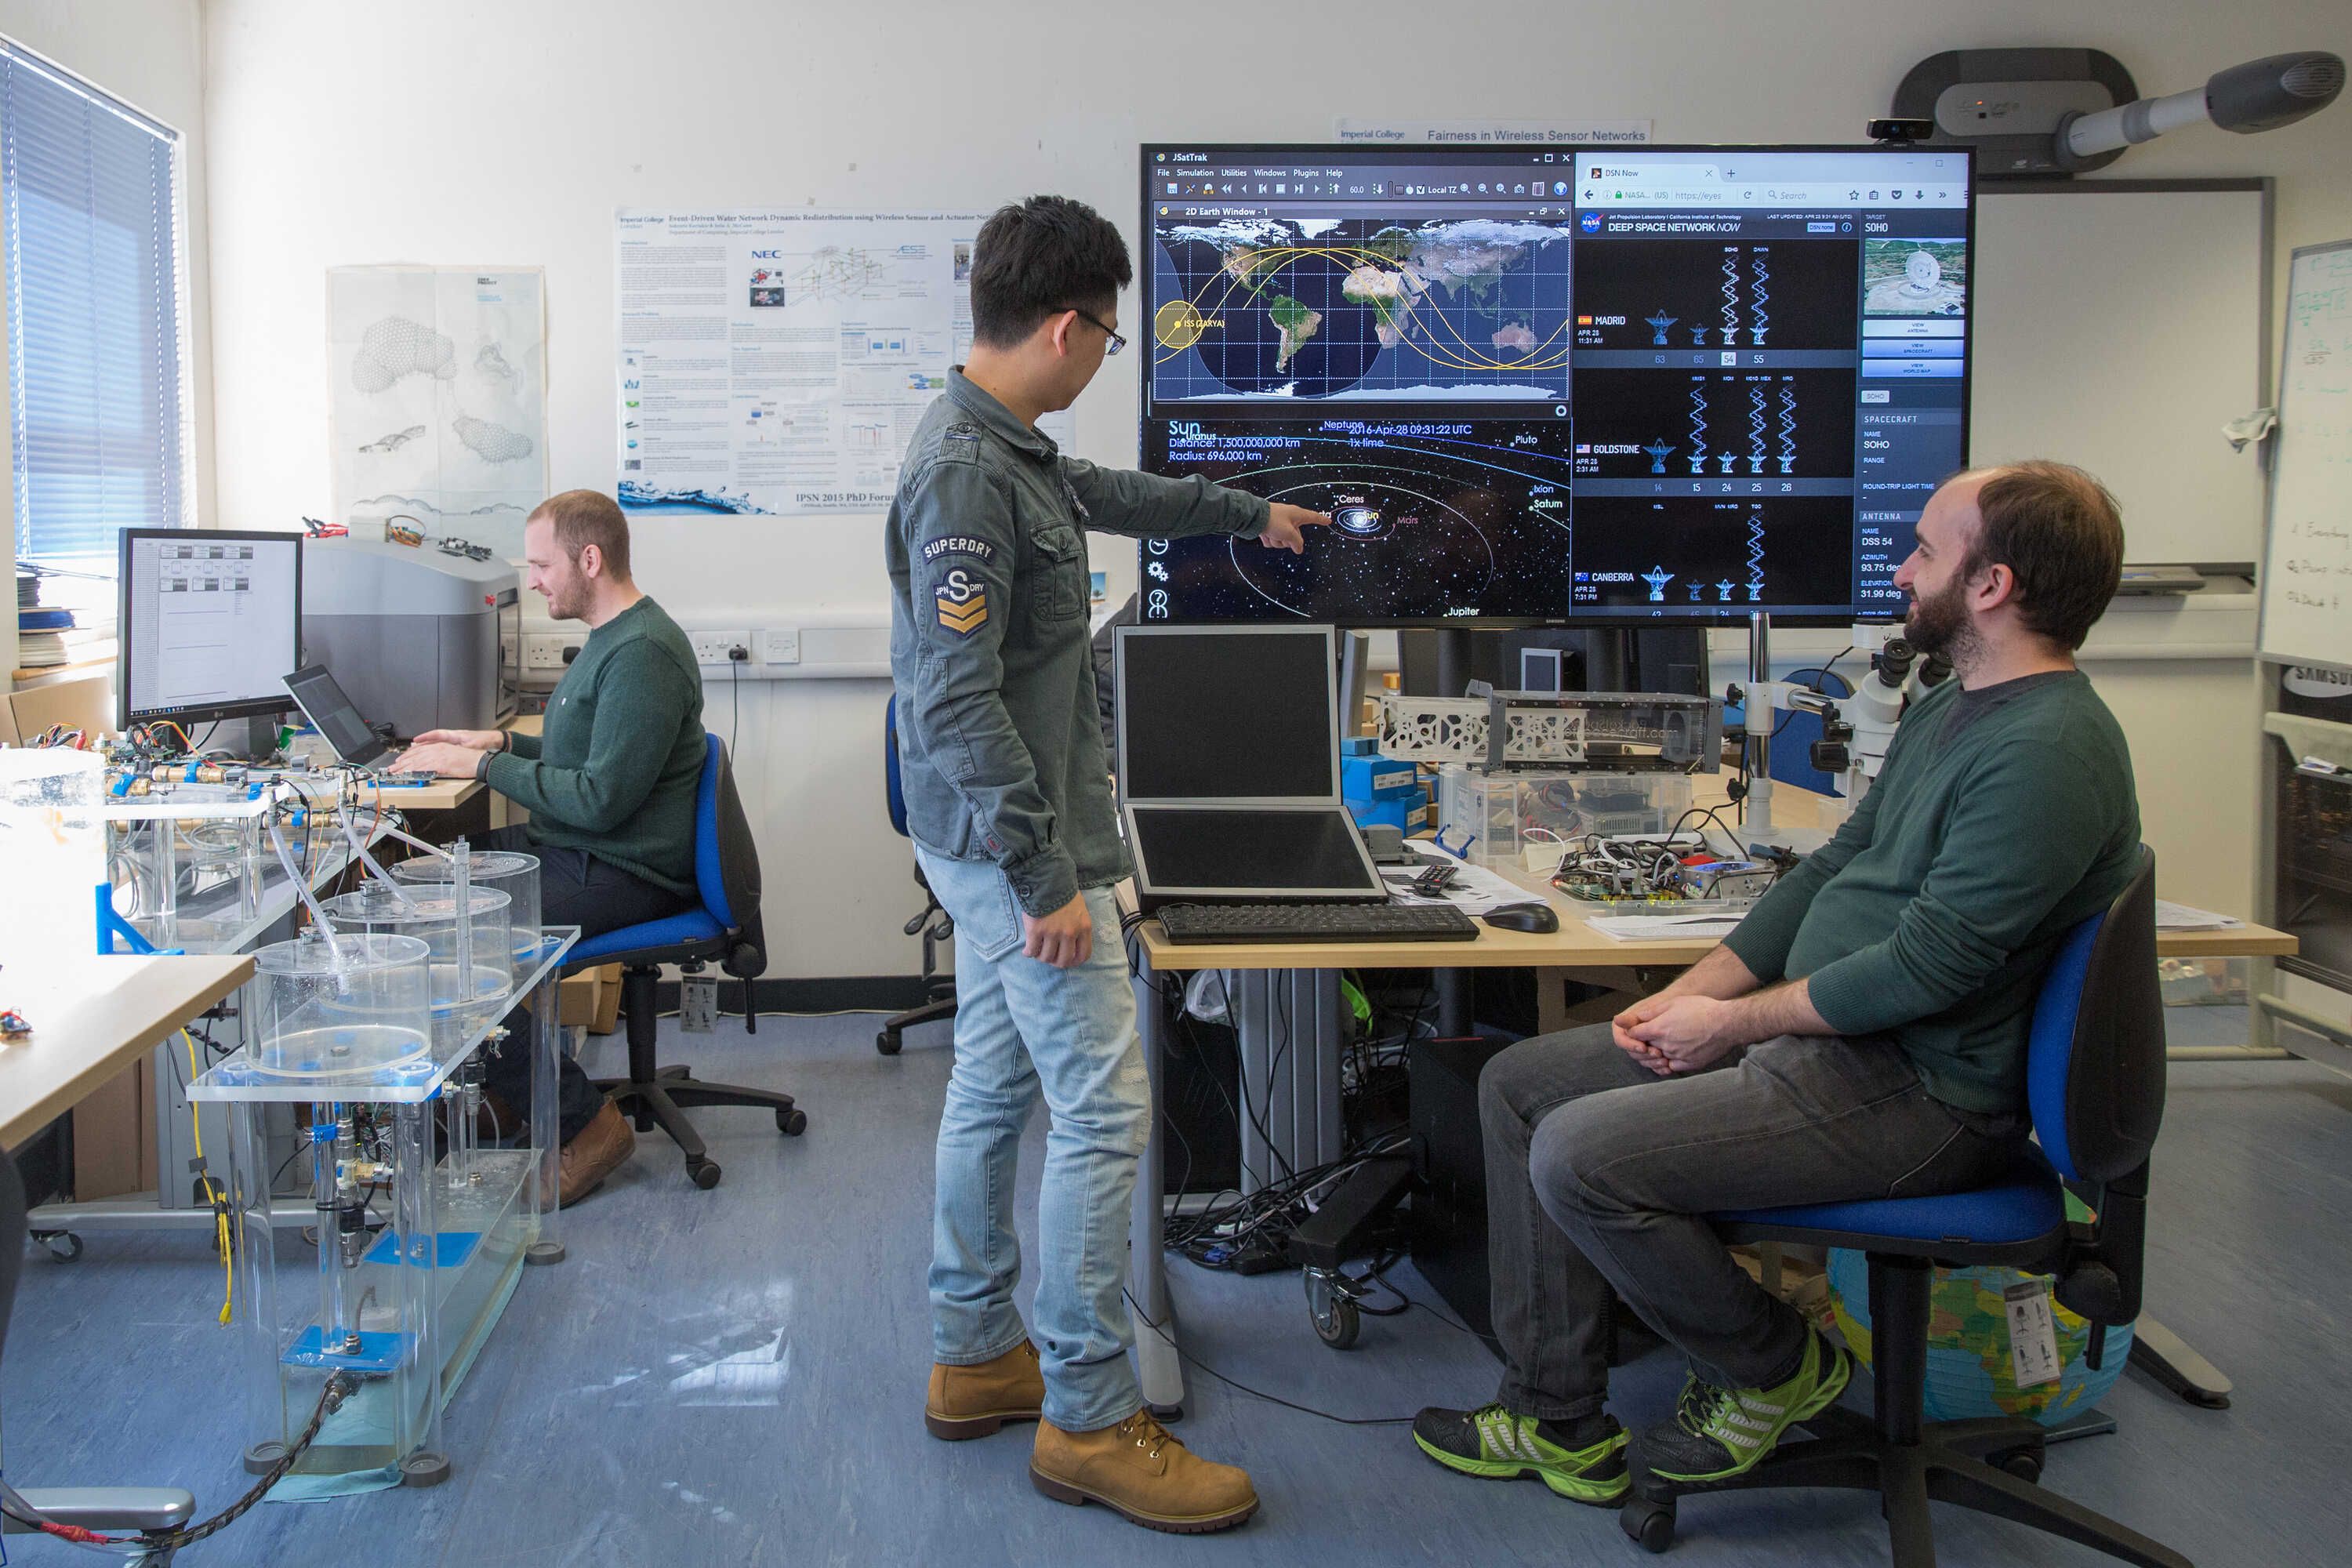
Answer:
[{"xmin": 1483, "ymin": 901, "xmax": 1560, "ymax": 934}]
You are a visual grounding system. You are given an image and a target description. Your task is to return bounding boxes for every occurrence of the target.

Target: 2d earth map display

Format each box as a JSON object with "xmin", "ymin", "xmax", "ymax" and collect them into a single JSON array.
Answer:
[{"xmin": 1150, "ymin": 217, "xmax": 1575, "ymax": 401}]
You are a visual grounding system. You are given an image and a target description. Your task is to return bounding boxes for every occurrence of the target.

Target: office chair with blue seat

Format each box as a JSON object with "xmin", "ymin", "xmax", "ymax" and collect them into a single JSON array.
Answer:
[
  {"xmin": 566, "ymin": 732, "xmax": 804, "ymax": 1191},
  {"xmin": 876, "ymin": 692, "xmax": 956, "ymax": 1057},
  {"xmin": 1623, "ymin": 847, "xmax": 2188, "ymax": 1567}
]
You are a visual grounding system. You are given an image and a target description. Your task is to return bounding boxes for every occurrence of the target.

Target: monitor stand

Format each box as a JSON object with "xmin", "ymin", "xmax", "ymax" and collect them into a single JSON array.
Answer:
[{"xmin": 230, "ymin": 710, "xmax": 289, "ymax": 764}]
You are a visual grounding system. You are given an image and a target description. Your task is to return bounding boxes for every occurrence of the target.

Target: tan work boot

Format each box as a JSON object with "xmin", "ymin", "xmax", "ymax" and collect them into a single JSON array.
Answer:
[
  {"xmin": 1029, "ymin": 1409, "xmax": 1259, "ymax": 1534},
  {"xmin": 557, "ymin": 1100, "xmax": 635, "ymax": 1207},
  {"xmin": 925, "ymin": 1340, "xmax": 1045, "ymax": 1439}
]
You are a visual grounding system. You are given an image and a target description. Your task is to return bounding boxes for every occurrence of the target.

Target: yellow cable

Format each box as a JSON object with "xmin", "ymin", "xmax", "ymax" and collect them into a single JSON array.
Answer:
[{"xmin": 182, "ymin": 1029, "xmax": 234, "ymax": 1325}]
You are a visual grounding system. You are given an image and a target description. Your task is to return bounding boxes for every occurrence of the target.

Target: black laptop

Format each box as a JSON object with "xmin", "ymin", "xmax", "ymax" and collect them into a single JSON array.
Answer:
[
  {"xmin": 283, "ymin": 662, "xmax": 395, "ymax": 768},
  {"xmin": 1116, "ymin": 625, "xmax": 1386, "ymax": 913}
]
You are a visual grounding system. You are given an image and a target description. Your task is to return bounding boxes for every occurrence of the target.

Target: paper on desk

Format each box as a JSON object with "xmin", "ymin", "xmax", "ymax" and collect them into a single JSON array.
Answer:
[
  {"xmin": 1585, "ymin": 913, "xmax": 1745, "ymax": 941},
  {"xmin": 2154, "ymin": 899, "xmax": 2244, "ymax": 931},
  {"xmin": 1387, "ymin": 841, "xmax": 1548, "ymax": 916}
]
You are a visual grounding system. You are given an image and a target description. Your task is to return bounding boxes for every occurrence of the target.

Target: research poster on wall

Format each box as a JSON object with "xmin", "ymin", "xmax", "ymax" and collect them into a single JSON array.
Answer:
[
  {"xmin": 615, "ymin": 209, "xmax": 1070, "ymax": 516},
  {"xmin": 328, "ymin": 265, "xmax": 549, "ymax": 556}
]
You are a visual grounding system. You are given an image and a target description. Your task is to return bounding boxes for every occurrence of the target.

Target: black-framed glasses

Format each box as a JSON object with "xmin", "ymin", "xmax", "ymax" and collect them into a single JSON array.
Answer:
[{"xmin": 1064, "ymin": 306, "xmax": 1127, "ymax": 357}]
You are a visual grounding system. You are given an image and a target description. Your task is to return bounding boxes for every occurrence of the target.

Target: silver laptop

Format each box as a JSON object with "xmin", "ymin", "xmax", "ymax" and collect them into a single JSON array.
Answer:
[{"xmin": 1115, "ymin": 624, "xmax": 1385, "ymax": 911}]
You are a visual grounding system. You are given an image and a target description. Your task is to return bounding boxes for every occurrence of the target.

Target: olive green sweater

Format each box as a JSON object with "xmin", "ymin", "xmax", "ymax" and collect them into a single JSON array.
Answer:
[
  {"xmin": 483, "ymin": 597, "xmax": 705, "ymax": 897},
  {"xmin": 1724, "ymin": 670, "xmax": 2140, "ymax": 1114}
]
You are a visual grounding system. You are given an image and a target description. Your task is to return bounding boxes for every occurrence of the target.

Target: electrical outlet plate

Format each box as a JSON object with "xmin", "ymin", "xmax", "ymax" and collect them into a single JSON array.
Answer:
[
  {"xmin": 680, "ymin": 974, "xmax": 718, "ymax": 1033},
  {"xmin": 688, "ymin": 629, "xmax": 753, "ymax": 666},
  {"xmin": 759, "ymin": 626, "xmax": 800, "ymax": 665},
  {"xmin": 524, "ymin": 634, "xmax": 582, "ymax": 670}
]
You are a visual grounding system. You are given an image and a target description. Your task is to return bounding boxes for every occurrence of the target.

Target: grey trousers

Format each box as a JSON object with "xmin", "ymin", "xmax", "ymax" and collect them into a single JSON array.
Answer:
[{"xmin": 1480, "ymin": 1022, "xmax": 2026, "ymax": 1421}]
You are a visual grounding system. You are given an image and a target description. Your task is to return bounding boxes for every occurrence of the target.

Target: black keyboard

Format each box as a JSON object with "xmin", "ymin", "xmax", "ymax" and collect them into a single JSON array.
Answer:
[{"xmin": 1155, "ymin": 900, "xmax": 1482, "ymax": 944}]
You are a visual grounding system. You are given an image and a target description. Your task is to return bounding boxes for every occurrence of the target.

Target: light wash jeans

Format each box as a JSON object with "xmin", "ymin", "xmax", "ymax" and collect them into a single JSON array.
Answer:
[{"xmin": 915, "ymin": 846, "xmax": 1149, "ymax": 1432}]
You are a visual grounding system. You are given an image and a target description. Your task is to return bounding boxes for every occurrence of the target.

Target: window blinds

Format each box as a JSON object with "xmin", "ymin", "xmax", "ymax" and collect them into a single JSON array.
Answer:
[{"xmin": 2, "ymin": 41, "xmax": 187, "ymax": 564}]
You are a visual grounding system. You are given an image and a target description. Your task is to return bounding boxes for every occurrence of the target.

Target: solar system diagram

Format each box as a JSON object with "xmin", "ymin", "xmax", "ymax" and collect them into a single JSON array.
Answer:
[{"xmin": 1140, "ymin": 420, "xmax": 1575, "ymax": 622}]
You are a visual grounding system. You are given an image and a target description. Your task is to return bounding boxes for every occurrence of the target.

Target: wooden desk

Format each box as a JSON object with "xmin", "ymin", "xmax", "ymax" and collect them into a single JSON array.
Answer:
[
  {"xmin": 356, "ymin": 775, "xmax": 482, "ymax": 812},
  {"xmin": 1133, "ymin": 893, "xmax": 2298, "ymax": 975},
  {"xmin": 0, "ymin": 954, "xmax": 254, "ymax": 1151},
  {"xmin": 352, "ymin": 713, "xmax": 539, "ymax": 815},
  {"xmin": 1123, "ymin": 797, "xmax": 2298, "ymax": 1417}
]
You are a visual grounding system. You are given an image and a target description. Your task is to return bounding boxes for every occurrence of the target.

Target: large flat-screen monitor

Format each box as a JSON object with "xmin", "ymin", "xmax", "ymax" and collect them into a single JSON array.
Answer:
[
  {"xmin": 1138, "ymin": 143, "xmax": 1975, "ymax": 626},
  {"xmin": 118, "ymin": 528, "xmax": 303, "ymax": 731},
  {"xmin": 1116, "ymin": 625, "xmax": 1339, "ymax": 800}
]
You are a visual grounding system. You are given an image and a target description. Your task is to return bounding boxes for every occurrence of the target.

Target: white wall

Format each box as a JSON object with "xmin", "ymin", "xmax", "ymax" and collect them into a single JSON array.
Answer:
[
  {"xmin": 200, "ymin": 0, "xmax": 2352, "ymax": 975},
  {"xmin": 2, "ymin": 0, "xmax": 214, "ymax": 681},
  {"xmin": 1720, "ymin": 593, "xmax": 2267, "ymax": 918}
]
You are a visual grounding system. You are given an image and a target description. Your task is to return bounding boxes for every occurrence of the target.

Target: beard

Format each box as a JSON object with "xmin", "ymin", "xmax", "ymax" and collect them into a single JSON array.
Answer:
[{"xmin": 1904, "ymin": 575, "xmax": 1978, "ymax": 665}]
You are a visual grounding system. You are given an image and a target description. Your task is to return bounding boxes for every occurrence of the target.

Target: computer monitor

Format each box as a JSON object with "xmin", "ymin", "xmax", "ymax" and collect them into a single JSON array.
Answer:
[
  {"xmin": 1137, "ymin": 143, "xmax": 1975, "ymax": 626},
  {"xmin": 118, "ymin": 528, "xmax": 303, "ymax": 731},
  {"xmin": 1116, "ymin": 625, "xmax": 1338, "ymax": 801}
]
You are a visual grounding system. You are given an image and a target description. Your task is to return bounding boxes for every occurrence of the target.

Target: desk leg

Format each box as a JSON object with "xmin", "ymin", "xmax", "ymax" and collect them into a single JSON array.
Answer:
[
  {"xmin": 524, "ymin": 967, "xmax": 565, "ymax": 1265},
  {"xmin": 1436, "ymin": 969, "xmax": 1472, "ymax": 1038},
  {"xmin": 1131, "ymin": 960, "xmax": 1185, "ymax": 1421}
]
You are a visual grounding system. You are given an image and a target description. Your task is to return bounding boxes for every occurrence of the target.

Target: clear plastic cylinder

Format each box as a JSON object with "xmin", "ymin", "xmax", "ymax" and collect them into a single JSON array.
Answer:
[
  {"xmin": 250, "ymin": 931, "xmax": 433, "ymax": 1080},
  {"xmin": 321, "ymin": 884, "xmax": 514, "ymax": 1021},
  {"xmin": 1, "ymin": 748, "xmax": 106, "ymax": 964},
  {"xmin": 393, "ymin": 850, "xmax": 542, "ymax": 965}
]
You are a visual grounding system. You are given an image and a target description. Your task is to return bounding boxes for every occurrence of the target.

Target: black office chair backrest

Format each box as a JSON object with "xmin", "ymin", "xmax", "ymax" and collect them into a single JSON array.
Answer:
[
  {"xmin": 2027, "ymin": 846, "xmax": 2163, "ymax": 1186},
  {"xmin": 702, "ymin": 735, "xmax": 761, "ymax": 933},
  {"xmin": 1, "ymin": 1152, "xmax": 25, "ymax": 1368}
]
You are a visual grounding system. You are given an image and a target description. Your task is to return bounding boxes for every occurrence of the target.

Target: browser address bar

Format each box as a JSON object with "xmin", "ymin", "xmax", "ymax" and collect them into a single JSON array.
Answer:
[{"xmin": 1592, "ymin": 184, "xmax": 1863, "ymax": 205}]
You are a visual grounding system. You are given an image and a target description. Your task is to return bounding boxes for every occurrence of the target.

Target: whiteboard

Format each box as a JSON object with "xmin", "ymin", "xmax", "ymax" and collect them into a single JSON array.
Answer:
[
  {"xmin": 1970, "ymin": 182, "xmax": 2270, "ymax": 568},
  {"xmin": 2257, "ymin": 241, "xmax": 2352, "ymax": 671}
]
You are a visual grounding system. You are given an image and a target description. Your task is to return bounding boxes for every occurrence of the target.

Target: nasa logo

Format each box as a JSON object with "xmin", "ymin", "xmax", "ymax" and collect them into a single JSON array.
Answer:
[{"xmin": 1580, "ymin": 211, "xmax": 1603, "ymax": 234}]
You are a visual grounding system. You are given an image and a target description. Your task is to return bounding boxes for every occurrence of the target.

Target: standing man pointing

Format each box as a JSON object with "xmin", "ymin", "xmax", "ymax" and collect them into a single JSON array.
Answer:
[{"xmin": 887, "ymin": 195, "xmax": 1327, "ymax": 1534}]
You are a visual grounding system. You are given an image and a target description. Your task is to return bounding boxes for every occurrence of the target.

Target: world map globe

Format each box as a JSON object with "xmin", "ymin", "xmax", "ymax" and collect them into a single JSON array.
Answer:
[{"xmin": 1825, "ymin": 1247, "xmax": 2134, "ymax": 1425}]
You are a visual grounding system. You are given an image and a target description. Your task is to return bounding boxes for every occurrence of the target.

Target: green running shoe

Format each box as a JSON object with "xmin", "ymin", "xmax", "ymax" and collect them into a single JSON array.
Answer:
[
  {"xmin": 1411, "ymin": 1404, "xmax": 1630, "ymax": 1504},
  {"xmin": 1637, "ymin": 1329, "xmax": 1853, "ymax": 1484}
]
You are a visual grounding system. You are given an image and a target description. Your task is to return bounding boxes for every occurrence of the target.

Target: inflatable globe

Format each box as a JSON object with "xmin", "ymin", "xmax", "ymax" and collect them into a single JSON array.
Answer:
[{"xmin": 1825, "ymin": 1247, "xmax": 2134, "ymax": 1426}]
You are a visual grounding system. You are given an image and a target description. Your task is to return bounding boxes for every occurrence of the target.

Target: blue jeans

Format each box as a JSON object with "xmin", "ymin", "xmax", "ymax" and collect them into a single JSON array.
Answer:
[{"xmin": 915, "ymin": 846, "xmax": 1148, "ymax": 1432}]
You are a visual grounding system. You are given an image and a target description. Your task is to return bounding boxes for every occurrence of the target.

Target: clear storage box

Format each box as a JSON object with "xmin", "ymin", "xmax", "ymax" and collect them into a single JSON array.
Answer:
[{"xmin": 1436, "ymin": 767, "xmax": 1694, "ymax": 870}]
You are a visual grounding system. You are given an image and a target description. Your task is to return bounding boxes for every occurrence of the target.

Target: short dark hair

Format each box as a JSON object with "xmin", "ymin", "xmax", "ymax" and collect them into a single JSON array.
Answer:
[
  {"xmin": 530, "ymin": 488, "xmax": 632, "ymax": 579},
  {"xmin": 1962, "ymin": 461, "xmax": 2124, "ymax": 651},
  {"xmin": 968, "ymin": 195, "xmax": 1132, "ymax": 349}
]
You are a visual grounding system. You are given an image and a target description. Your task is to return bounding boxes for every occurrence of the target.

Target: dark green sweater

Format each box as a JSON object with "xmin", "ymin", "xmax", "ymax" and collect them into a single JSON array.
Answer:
[
  {"xmin": 483, "ymin": 597, "xmax": 705, "ymax": 897},
  {"xmin": 1724, "ymin": 670, "xmax": 2140, "ymax": 1114}
]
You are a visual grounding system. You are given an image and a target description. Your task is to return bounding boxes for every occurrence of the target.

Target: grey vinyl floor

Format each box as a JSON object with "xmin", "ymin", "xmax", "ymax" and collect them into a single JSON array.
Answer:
[{"xmin": 4, "ymin": 1002, "xmax": 2348, "ymax": 1566}]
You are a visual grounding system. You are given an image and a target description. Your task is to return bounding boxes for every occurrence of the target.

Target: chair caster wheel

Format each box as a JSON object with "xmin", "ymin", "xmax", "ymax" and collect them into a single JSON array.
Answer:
[
  {"xmin": 1304, "ymin": 1268, "xmax": 1360, "ymax": 1349},
  {"xmin": 36, "ymin": 1231, "xmax": 82, "ymax": 1262},
  {"xmin": 876, "ymin": 1030, "xmax": 902, "ymax": 1056},
  {"xmin": 777, "ymin": 1107, "xmax": 808, "ymax": 1136},
  {"xmin": 1312, "ymin": 1296, "xmax": 1359, "ymax": 1349},
  {"xmin": 1621, "ymin": 1497, "xmax": 1676, "ymax": 1553},
  {"xmin": 687, "ymin": 1158, "xmax": 722, "ymax": 1190},
  {"xmin": 1994, "ymin": 1446, "xmax": 2045, "ymax": 1485}
]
